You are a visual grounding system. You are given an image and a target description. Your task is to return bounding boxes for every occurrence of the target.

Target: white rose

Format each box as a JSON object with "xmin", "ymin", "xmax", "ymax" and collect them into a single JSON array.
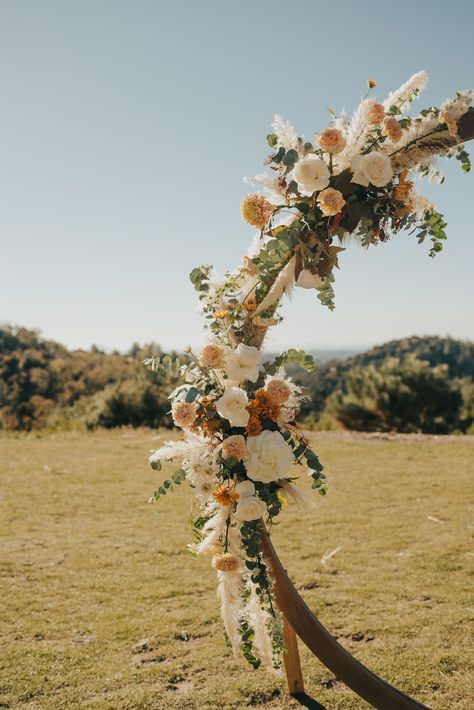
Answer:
[
  {"xmin": 215, "ymin": 387, "xmax": 249, "ymax": 427},
  {"xmin": 351, "ymin": 153, "xmax": 393, "ymax": 188},
  {"xmin": 235, "ymin": 495, "xmax": 267, "ymax": 522},
  {"xmin": 295, "ymin": 269, "xmax": 322, "ymax": 290},
  {"xmin": 245, "ymin": 430, "xmax": 294, "ymax": 484},
  {"xmin": 225, "ymin": 343, "xmax": 261, "ymax": 383},
  {"xmin": 235, "ymin": 480, "xmax": 256, "ymax": 497},
  {"xmin": 291, "ymin": 155, "xmax": 330, "ymax": 196}
]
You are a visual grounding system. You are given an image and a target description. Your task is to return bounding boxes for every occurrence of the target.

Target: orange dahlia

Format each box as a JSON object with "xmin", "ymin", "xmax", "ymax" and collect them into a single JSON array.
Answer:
[{"xmin": 213, "ymin": 485, "xmax": 239, "ymax": 506}]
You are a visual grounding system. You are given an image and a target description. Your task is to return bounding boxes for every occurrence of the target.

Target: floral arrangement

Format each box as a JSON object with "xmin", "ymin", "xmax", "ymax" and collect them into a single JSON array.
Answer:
[{"xmin": 147, "ymin": 72, "xmax": 472, "ymax": 671}]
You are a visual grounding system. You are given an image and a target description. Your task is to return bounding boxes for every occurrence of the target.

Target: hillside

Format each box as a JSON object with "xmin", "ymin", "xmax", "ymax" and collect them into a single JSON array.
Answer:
[
  {"xmin": 290, "ymin": 336, "xmax": 474, "ymax": 433},
  {"xmin": 1, "ymin": 327, "xmax": 472, "ymax": 433},
  {"xmin": 0, "ymin": 326, "xmax": 172, "ymax": 431}
]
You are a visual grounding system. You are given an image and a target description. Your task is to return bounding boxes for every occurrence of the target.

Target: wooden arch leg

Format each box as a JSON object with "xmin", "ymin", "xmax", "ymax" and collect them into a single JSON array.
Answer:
[
  {"xmin": 282, "ymin": 615, "xmax": 305, "ymax": 696},
  {"xmin": 261, "ymin": 526, "xmax": 430, "ymax": 710}
]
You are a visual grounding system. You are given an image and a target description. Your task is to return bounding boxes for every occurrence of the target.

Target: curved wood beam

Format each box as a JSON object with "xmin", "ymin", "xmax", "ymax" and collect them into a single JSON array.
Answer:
[
  {"xmin": 457, "ymin": 107, "xmax": 474, "ymax": 142},
  {"xmin": 260, "ymin": 527, "xmax": 430, "ymax": 710},
  {"xmin": 390, "ymin": 107, "xmax": 474, "ymax": 172},
  {"xmin": 256, "ymin": 107, "xmax": 474, "ymax": 708}
]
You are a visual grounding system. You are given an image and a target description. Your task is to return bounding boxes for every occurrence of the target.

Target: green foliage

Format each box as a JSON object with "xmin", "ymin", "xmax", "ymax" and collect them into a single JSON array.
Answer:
[
  {"xmin": 317, "ymin": 275, "xmax": 336, "ymax": 311},
  {"xmin": 326, "ymin": 355, "xmax": 465, "ymax": 434},
  {"xmin": 416, "ymin": 211, "xmax": 447, "ymax": 257},
  {"xmin": 150, "ymin": 468, "xmax": 186, "ymax": 502},
  {"xmin": 266, "ymin": 133, "xmax": 278, "ymax": 148},
  {"xmin": 240, "ymin": 522, "xmax": 274, "ymax": 612},
  {"xmin": 0, "ymin": 325, "xmax": 176, "ymax": 431},
  {"xmin": 455, "ymin": 146, "xmax": 471, "ymax": 173},
  {"xmin": 292, "ymin": 336, "xmax": 474, "ymax": 433},
  {"xmin": 189, "ymin": 265, "xmax": 212, "ymax": 296},
  {"xmin": 265, "ymin": 348, "xmax": 315, "ymax": 375},
  {"xmin": 239, "ymin": 620, "xmax": 261, "ymax": 669},
  {"xmin": 143, "ymin": 354, "xmax": 182, "ymax": 378}
]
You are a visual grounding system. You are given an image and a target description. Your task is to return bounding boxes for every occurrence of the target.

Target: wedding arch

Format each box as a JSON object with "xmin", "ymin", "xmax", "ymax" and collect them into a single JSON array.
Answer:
[{"xmin": 147, "ymin": 73, "xmax": 473, "ymax": 709}]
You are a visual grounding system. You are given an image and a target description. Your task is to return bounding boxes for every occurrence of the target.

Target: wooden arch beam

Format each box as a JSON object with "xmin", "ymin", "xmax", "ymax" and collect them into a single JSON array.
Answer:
[
  {"xmin": 256, "ymin": 109, "xmax": 474, "ymax": 709},
  {"xmin": 260, "ymin": 527, "xmax": 430, "ymax": 710}
]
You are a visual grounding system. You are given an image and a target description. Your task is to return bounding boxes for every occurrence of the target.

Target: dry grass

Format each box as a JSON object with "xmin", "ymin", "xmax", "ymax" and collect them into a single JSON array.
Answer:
[{"xmin": 0, "ymin": 429, "xmax": 473, "ymax": 710}]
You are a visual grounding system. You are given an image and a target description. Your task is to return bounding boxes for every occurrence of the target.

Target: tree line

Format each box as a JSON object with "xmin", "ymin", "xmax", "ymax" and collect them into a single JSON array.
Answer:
[{"xmin": 1, "ymin": 327, "xmax": 472, "ymax": 434}]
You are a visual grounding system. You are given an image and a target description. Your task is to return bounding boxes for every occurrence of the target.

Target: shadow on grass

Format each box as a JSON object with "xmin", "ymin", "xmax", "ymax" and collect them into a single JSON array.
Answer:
[{"xmin": 292, "ymin": 693, "xmax": 329, "ymax": 710}]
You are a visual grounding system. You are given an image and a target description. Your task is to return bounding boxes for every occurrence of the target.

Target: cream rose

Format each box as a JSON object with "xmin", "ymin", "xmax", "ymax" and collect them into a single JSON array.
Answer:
[
  {"xmin": 245, "ymin": 430, "xmax": 294, "ymax": 483},
  {"xmin": 235, "ymin": 495, "xmax": 267, "ymax": 522},
  {"xmin": 171, "ymin": 401, "xmax": 197, "ymax": 429},
  {"xmin": 235, "ymin": 480, "xmax": 256, "ymax": 497},
  {"xmin": 215, "ymin": 387, "xmax": 249, "ymax": 427},
  {"xmin": 317, "ymin": 187, "xmax": 346, "ymax": 217},
  {"xmin": 234, "ymin": 480, "xmax": 266, "ymax": 521},
  {"xmin": 295, "ymin": 269, "xmax": 322, "ymax": 290},
  {"xmin": 316, "ymin": 128, "xmax": 346, "ymax": 154},
  {"xmin": 291, "ymin": 155, "xmax": 330, "ymax": 196},
  {"xmin": 199, "ymin": 343, "xmax": 225, "ymax": 369},
  {"xmin": 225, "ymin": 343, "xmax": 261, "ymax": 383},
  {"xmin": 351, "ymin": 153, "xmax": 393, "ymax": 188}
]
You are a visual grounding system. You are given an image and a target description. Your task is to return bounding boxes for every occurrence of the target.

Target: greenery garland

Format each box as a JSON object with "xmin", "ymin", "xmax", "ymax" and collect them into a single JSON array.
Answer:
[{"xmin": 147, "ymin": 72, "xmax": 472, "ymax": 670}]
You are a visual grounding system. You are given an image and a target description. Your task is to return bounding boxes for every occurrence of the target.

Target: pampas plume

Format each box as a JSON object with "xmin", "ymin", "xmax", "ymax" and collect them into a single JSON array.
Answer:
[
  {"xmin": 390, "ymin": 128, "xmax": 458, "ymax": 172},
  {"xmin": 252, "ymin": 256, "xmax": 295, "ymax": 317},
  {"xmin": 149, "ymin": 434, "xmax": 207, "ymax": 464},
  {"xmin": 216, "ymin": 568, "xmax": 244, "ymax": 653},
  {"xmin": 383, "ymin": 70, "xmax": 428, "ymax": 112},
  {"xmin": 247, "ymin": 585, "xmax": 274, "ymax": 670}
]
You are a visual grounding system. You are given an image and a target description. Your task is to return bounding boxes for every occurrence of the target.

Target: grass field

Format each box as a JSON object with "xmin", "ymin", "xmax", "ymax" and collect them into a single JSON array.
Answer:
[{"xmin": 0, "ymin": 429, "xmax": 473, "ymax": 710}]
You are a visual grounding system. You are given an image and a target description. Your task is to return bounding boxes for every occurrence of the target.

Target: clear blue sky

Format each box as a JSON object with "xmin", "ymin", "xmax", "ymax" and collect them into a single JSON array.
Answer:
[{"xmin": 1, "ymin": 0, "xmax": 473, "ymax": 353}]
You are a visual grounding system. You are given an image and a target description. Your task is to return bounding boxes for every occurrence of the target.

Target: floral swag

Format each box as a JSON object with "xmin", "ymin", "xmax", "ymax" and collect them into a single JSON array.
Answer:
[{"xmin": 146, "ymin": 72, "xmax": 472, "ymax": 671}]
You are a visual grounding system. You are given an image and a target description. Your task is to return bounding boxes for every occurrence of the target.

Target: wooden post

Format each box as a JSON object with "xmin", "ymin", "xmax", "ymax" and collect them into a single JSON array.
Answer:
[{"xmin": 282, "ymin": 615, "xmax": 305, "ymax": 696}]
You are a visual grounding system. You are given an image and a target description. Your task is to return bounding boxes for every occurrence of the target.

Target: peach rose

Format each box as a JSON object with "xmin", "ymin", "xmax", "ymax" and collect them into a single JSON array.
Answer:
[
  {"xmin": 172, "ymin": 401, "xmax": 198, "ymax": 429},
  {"xmin": 365, "ymin": 100, "xmax": 385, "ymax": 126},
  {"xmin": 267, "ymin": 379, "xmax": 291, "ymax": 405},
  {"xmin": 316, "ymin": 128, "xmax": 346, "ymax": 154},
  {"xmin": 212, "ymin": 553, "xmax": 239, "ymax": 572},
  {"xmin": 439, "ymin": 110, "xmax": 458, "ymax": 138},
  {"xmin": 222, "ymin": 434, "xmax": 248, "ymax": 461},
  {"xmin": 199, "ymin": 343, "xmax": 225, "ymax": 369},
  {"xmin": 317, "ymin": 187, "xmax": 346, "ymax": 217},
  {"xmin": 382, "ymin": 117, "xmax": 402, "ymax": 143}
]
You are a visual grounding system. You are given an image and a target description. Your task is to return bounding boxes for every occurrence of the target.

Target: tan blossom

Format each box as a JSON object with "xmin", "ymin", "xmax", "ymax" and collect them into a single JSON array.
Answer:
[
  {"xmin": 365, "ymin": 100, "xmax": 385, "ymax": 126},
  {"xmin": 393, "ymin": 170, "xmax": 414, "ymax": 216},
  {"xmin": 222, "ymin": 434, "xmax": 248, "ymax": 461},
  {"xmin": 212, "ymin": 552, "xmax": 239, "ymax": 572},
  {"xmin": 317, "ymin": 187, "xmax": 346, "ymax": 217},
  {"xmin": 171, "ymin": 401, "xmax": 198, "ymax": 429},
  {"xmin": 382, "ymin": 116, "xmax": 402, "ymax": 143},
  {"xmin": 439, "ymin": 110, "xmax": 458, "ymax": 138},
  {"xmin": 240, "ymin": 192, "xmax": 273, "ymax": 229},
  {"xmin": 316, "ymin": 128, "xmax": 346, "ymax": 154},
  {"xmin": 267, "ymin": 379, "xmax": 292, "ymax": 405},
  {"xmin": 393, "ymin": 170, "xmax": 413, "ymax": 202},
  {"xmin": 199, "ymin": 343, "xmax": 225, "ymax": 369}
]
